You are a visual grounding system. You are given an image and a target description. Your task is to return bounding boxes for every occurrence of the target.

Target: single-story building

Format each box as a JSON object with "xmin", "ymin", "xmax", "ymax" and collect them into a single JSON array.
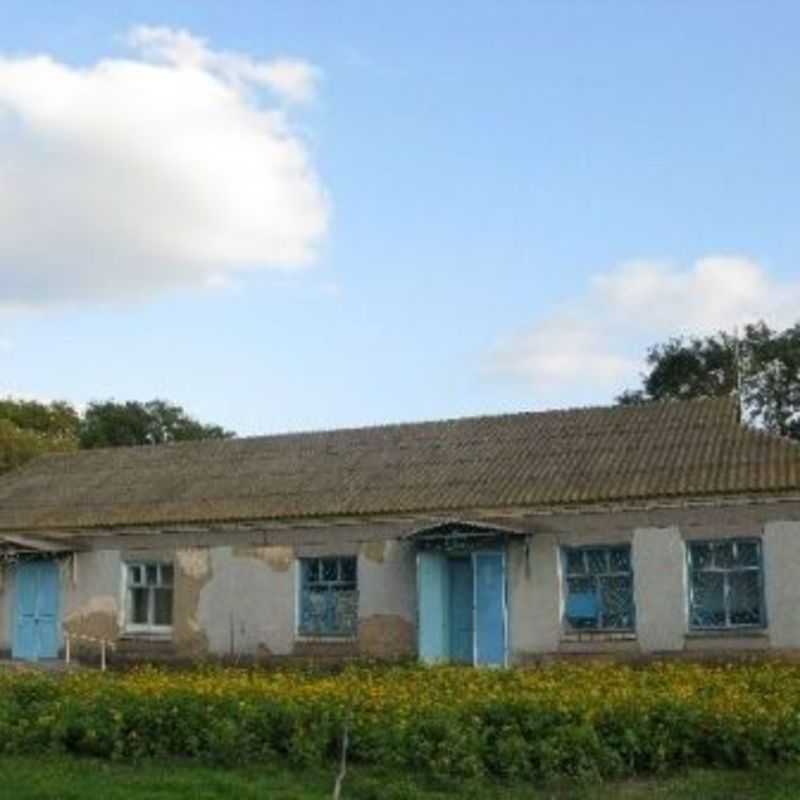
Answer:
[{"xmin": 0, "ymin": 396, "xmax": 799, "ymax": 666}]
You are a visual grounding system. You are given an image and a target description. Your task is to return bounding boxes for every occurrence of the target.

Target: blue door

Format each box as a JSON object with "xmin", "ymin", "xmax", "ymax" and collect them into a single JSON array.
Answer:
[
  {"xmin": 474, "ymin": 553, "xmax": 506, "ymax": 666},
  {"xmin": 418, "ymin": 552, "xmax": 449, "ymax": 663},
  {"xmin": 13, "ymin": 561, "xmax": 60, "ymax": 661},
  {"xmin": 449, "ymin": 558, "xmax": 474, "ymax": 664}
]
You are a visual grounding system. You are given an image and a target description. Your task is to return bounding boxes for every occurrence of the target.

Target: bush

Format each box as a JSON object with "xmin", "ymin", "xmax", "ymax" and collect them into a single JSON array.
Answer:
[{"xmin": 1, "ymin": 661, "xmax": 800, "ymax": 779}]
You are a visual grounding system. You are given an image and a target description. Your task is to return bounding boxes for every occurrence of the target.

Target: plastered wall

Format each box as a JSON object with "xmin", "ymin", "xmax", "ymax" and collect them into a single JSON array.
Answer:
[
  {"xmin": 506, "ymin": 516, "xmax": 800, "ymax": 661},
  {"xmin": 0, "ymin": 526, "xmax": 418, "ymax": 661},
  {"xmin": 2, "ymin": 507, "xmax": 799, "ymax": 663}
]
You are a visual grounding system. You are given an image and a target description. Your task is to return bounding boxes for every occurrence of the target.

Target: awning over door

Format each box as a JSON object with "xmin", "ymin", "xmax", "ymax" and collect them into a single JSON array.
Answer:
[{"xmin": 0, "ymin": 534, "xmax": 75, "ymax": 558}]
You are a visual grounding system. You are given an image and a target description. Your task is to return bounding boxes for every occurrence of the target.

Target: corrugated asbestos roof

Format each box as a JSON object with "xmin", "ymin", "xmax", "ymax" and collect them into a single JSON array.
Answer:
[{"xmin": 0, "ymin": 396, "xmax": 798, "ymax": 532}]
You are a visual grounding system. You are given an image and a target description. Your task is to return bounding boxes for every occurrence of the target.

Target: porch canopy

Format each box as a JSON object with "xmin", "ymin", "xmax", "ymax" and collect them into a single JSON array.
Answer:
[
  {"xmin": 403, "ymin": 519, "xmax": 528, "ymax": 551},
  {"xmin": 0, "ymin": 534, "xmax": 74, "ymax": 559}
]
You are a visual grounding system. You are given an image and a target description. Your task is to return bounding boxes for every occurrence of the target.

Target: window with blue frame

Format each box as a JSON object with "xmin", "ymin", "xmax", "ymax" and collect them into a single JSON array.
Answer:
[
  {"xmin": 688, "ymin": 539, "xmax": 765, "ymax": 630},
  {"xmin": 299, "ymin": 556, "xmax": 358, "ymax": 637},
  {"xmin": 562, "ymin": 545, "xmax": 635, "ymax": 631}
]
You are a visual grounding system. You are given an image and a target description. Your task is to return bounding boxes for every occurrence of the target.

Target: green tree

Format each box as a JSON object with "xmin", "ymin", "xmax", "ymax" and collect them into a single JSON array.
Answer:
[
  {"xmin": 617, "ymin": 322, "xmax": 800, "ymax": 441},
  {"xmin": 79, "ymin": 399, "xmax": 234, "ymax": 448},
  {"xmin": 0, "ymin": 398, "xmax": 80, "ymax": 439},
  {"xmin": 0, "ymin": 399, "xmax": 80, "ymax": 474}
]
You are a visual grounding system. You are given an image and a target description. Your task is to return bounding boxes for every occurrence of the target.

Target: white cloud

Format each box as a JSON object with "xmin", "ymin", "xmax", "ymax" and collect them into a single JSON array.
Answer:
[
  {"xmin": 128, "ymin": 26, "xmax": 321, "ymax": 104},
  {"xmin": 488, "ymin": 256, "xmax": 800, "ymax": 395},
  {"xmin": 490, "ymin": 316, "xmax": 636, "ymax": 385},
  {"xmin": 0, "ymin": 27, "xmax": 328, "ymax": 309},
  {"xmin": 593, "ymin": 256, "xmax": 800, "ymax": 332}
]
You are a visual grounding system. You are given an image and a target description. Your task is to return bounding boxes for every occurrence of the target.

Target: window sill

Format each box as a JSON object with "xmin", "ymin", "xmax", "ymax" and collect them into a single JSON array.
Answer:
[
  {"xmin": 120, "ymin": 631, "xmax": 173, "ymax": 642},
  {"xmin": 561, "ymin": 631, "xmax": 636, "ymax": 643},
  {"xmin": 295, "ymin": 635, "xmax": 357, "ymax": 643},
  {"xmin": 685, "ymin": 629, "xmax": 768, "ymax": 640}
]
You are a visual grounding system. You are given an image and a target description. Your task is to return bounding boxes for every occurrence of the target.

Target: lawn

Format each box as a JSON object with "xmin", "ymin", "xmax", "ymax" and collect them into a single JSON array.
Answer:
[{"xmin": 3, "ymin": 757, "xmax": 800, "ymax": 800}]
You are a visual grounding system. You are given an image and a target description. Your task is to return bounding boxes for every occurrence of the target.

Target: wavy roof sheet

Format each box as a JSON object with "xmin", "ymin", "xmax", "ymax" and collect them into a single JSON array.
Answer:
[{"xmin": 0, "ymin": 396, "xmax": 798, "ymax": 532}]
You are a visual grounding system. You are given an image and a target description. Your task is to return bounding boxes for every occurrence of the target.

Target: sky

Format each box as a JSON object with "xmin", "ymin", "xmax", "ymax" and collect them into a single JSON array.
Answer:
[{"xmin": 0, "ymin": 1, "xmax": 798, "ymax": 435}]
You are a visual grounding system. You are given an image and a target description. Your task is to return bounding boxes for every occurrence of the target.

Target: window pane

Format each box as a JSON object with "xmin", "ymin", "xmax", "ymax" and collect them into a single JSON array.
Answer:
[
  {"xmin": 334, "ymin": 589, "xmax": 358, "ymax": 635},
  {"xmin": 587, "ymin": 549, "xmax": 608, "ymax": 575},
  {"xmin": 305, "ymin": 559, "xmax": 320, "ymax": 584},
  {"xmin": 340, "ymin": 557, "xmax": 357, "ymax": 584},
  {"xmin": 600, "ymin": 575, "xmax": 634, "ymax": 629},
  {"xmin": 153, "ymin": 588, "xmax": 173, "ymax": 626},
  {"xmin": 160, "ymin": 564, "xmax": 174, "ymax": 586},
  {"xmin": 734, "ymin": 541, "xmax": 760, "ymax": 568},
  {"xmin": 128, "ymin": 565, "xmax": 142, "ymax": 586},
  {"xmin": 729, "ymin": 571, "xmax": 762, "ymax": 626},
  {"xmin": 321, "ymin": 559, "xmax": 338, "ymax": 582},
  {"xmin": 145, "ymin": 565, "xmax": 158, "ymax": 586},
  {"xmin": 301, "ymin": 586, "xmax": 328, "ymax": 634},
  {"xmin": 689, "ymin": 543, "xmax": 712, "ymax": 570},
  {"xmin": 130, "ymin": 587, "xmax": 149, "ymax": 625},
  {"xmin": 565, "ymin": 576, "xmax": 598, "ymax": 629},
  {"xmin": 565, "ymin": 550, "xmax": 585, "ymax": 576},
  {"xmin": 691, "ymin": 571, "xmax": 725, "ymax": 628},
  {"xmin": 609, "ymin": 547, "xmax": 631, "ymax": 573},
  {"xmin": 713, "ymin": 542, "xmax": 734, "ymax": 569}
]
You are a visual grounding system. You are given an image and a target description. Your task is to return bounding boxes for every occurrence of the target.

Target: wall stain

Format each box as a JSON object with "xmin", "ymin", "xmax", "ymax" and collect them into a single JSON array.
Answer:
[
  {"xmin": 232, "ymin": 545, "xmax": 294, "ymax": 572},
  {"xmin": 362, "ymin": 541, "xmax": 386, "ymax": 564},
  {"xmin": 174, "ymin": 548, "xmax": 213, "ymax": 657},
  {"xmin": 63, "ymin": 595, "xmax": 119, "ymax": 641},
  {"xmin": 358, "ymin": 614, "xmax": 415, "ymax": 659}
]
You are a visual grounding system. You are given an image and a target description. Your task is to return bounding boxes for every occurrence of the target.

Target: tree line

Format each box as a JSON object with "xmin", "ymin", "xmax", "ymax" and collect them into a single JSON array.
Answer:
[
  {"xmin": 617, "ymin": 321, "xmax": 800, "ymax": 441},
  {"xmin": 0, "ymin": 399, "xmax": 233, "ymax": 474}
]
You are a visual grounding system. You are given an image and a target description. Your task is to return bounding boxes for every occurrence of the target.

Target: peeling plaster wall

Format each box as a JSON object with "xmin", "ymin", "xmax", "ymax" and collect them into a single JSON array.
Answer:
[
  {"xmin": 197, "ymin": 545, "xmax": 296, "ymax": 658},
  {"xmin": 4, "ymin": 504, "xmax": 800, "ymax": 664},
  {"xmin": 174, "ymin": 548, "xmax": 213, "ymax": 657},
  {"xmin": 62, "ymin": 551, "xmax": 121, "ymax": 641},
  {"xmin": 357, "ymin": 539, "xmax": 417, "ymax": 658}
]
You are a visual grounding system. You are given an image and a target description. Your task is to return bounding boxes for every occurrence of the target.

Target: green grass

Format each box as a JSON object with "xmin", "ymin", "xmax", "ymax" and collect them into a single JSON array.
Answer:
[{"xmin": 4, "ymin": 757, "xmax": 800, "ymax": 800}]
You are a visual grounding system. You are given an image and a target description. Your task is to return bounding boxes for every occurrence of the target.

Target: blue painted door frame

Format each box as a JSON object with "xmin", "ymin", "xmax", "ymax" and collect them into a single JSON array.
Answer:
[
  {"xmin": 417, "ymin": 549, "xmax": 507, "ymax": 666},
  {"xmin": 12, "ymin": 560, "xmax": 60, "ymax": 661}
]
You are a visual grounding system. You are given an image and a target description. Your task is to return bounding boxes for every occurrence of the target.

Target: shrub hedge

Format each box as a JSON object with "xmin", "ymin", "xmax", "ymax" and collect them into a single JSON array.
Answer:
[{"xmin": 1, "ymin": 662, "xmax": 800, "ymax": 780}]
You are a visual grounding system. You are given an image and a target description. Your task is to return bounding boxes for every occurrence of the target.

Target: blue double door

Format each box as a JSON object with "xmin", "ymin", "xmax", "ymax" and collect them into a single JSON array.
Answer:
[
  {"xmin": 418, "ymin": 551, "xmax": 506, "ymax": 666},
  {"xmin": 13, "ymin": 560, "xmax": 60, "ymax": 661}
]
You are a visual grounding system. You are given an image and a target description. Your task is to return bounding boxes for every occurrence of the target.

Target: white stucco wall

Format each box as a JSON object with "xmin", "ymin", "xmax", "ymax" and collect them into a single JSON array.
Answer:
[
  {"xmin": 632, "ymin": 526, "xmax": 686, "ymax": 653},
  {"xmin": 764, "ymin": 521, "xmax": 800, "ymax": 649},
  {"xmin": 508, "ymin": 534, "xmax": 561, "ymax": 657}
]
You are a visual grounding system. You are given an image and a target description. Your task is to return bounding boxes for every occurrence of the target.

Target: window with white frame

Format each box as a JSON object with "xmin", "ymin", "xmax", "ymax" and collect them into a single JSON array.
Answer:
[
  {"xmin": 299, "ymin": 556, "xmax": 358, "ymax": 637},
  {"xmin": 125, "ymin": 562, "xmax": 174, "ymax": 632},
  {"xmin": 687, "ymin": 539, "xmax": 765, "ymax": 630},
  {"xmin": 562, "ymin": 545, "xmax": 635, "ymax": 631}
]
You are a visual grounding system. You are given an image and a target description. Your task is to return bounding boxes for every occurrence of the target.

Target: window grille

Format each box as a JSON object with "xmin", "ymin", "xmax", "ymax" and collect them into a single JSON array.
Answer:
[
  {"xmin": 563, "ymin": 545, "xmax": 635, "ymax": 631},
  {"xmin": 688, "ymin": 540, "xmax": 765, "ymax": 630},
  {"xmin": 299, "ymin": 556, "xmax": 358, "ymax": 637}
]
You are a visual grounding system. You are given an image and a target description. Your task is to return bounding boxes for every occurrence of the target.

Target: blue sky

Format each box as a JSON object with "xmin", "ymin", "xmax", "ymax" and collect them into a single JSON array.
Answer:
[{"xmin": 0, "ymin": 1, "xmax": 798, "ymax": 434}]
